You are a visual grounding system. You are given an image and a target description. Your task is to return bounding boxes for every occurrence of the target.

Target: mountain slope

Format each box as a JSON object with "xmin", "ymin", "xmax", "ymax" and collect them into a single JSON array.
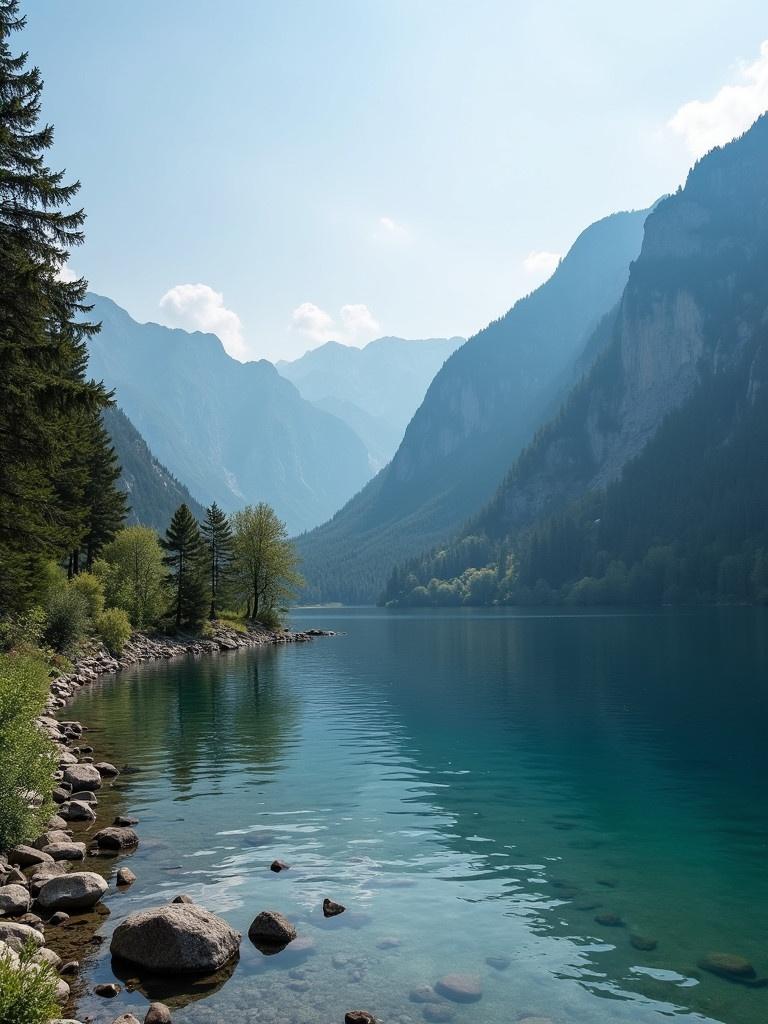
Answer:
[
  {"xmin": 104, "ymin": 406, "xmax": 205, "ymax": 533},
  {"xmin": 384, "ymin": 114, "xmax": 768, "ymax": 607},
  {"xmin": 86, "ymin": 295, "xmax": 371, "ymax": 535},
  {"xmin": 278, "ymin": 335, "xmax": 464, "ymax": 470},
  {"xmin": 296, "ymin": 205, "xmax": 651, "ymax": 603}
]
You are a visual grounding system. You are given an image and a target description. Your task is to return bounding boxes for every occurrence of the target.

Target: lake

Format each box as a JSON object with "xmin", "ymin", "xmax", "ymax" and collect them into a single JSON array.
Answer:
[{"xmin": 59, "ymin": 607, "xmax": 768, "ymax": 1024}]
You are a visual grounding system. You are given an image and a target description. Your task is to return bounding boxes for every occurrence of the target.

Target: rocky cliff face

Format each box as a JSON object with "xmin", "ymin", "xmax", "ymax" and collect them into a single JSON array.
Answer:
[{"xmin": 480, "ymin": 113, "xmax": 768, "ymax": 539}]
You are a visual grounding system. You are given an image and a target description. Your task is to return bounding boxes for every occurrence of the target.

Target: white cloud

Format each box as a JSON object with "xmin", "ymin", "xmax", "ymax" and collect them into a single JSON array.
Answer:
[
  {"xmin": 56, "ymin": 264, "xmax": 80, "ymax": 283},
  {"xmin": 159, "ymin": 283, "xmax": 248, "ymax": 361},
  {"xmin": 375, "ymin": 215, "xmax": 409, "ymax": 241},
  {"xmin": 523, "ymin": 250, "xmax": 561, "ymax": 278},
  {"xmin": 291, "ymin": 301, "xmax": 381, "ymax": 347},
  {"xmin": 669, "ymin": 40, "xmax": 768, "ymax": 158}
]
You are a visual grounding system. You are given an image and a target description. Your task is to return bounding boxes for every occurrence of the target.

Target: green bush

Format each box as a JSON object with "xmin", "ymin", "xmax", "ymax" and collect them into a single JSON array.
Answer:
[
  {"xmin": 0, "ymin": 607, "xmax": 46, "ymax": 653},
  {"xmin": 43, "ymin": 584, "xmax": 89, "ymax": 656},
  {"xmin": 96, "ymin": 607, "xmax": 132, "ymax": 655},
  {"xmin": 0, "ymin": 655, "xmax": 56, "ymax": 849},
  {"xmin": 0, "ymin": 939, "xmax": 61, "ymax": 1024},
  {"xmin": 69, "ymin": 571, "xmax": 105, "ymax": 622}
]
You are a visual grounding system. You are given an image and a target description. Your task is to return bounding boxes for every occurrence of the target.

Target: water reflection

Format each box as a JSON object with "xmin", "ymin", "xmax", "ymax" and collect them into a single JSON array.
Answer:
[{"xmin": 61, "ymin": 608, "xmax": 768, "ymax": 1024}]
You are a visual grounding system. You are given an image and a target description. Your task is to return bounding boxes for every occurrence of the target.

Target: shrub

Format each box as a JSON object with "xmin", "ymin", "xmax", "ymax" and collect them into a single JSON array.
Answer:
[
  {"xmin": 0, "ymin": 655, "xmax": 56, "ymax": 849},
  {"xmin": 0, "ymin": 607, "xmax": 46, "ymax": 653},
  {"xmin": 0, "ymin": 939, "xmax": 61, "ymax": 1024},
  {"xmin": 69, "ymin": 571, "xmax": 105, "ymax": 622},
  {"xmin": 96, "ymin": 607, "xmax": 132, "ymax": 655},
  {"xmin": 43, "ymin": 584, "xmax": 89, "ymax": 656}
]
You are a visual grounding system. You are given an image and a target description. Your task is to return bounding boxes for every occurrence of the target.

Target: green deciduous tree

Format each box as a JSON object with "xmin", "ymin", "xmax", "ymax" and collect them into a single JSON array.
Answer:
[
  {"xmin": 201, "ymin": 501, "xmax": 233, "ymax": 620},
  {"xmin": 96, "ymin": 526, "xmax": 167, "ymax": 630},
  {"xmin": 162, "ymin": 504, "xmax": 207, "ymax": 628},
  {"xmin": 231, "ymin": 503, "xmax": 303, "ymax": 626}
]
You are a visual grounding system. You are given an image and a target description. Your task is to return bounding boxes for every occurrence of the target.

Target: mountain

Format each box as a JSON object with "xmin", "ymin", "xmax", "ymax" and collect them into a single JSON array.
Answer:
[
  {"xmin": 384, "ymin": 114, "xmax": 768, "ymax": 608},
  {"xmin": 277, "ymin": 336, "xmax": 464, "ymax": 471},
  {"xmin": 104, "ymin": 406, "xmax": 205, "ymax": 533},
  {"xmin": 296, "ymin": 205, "xmax": 651, "ymax": 603},
  {"xmin": 85, "ymin": 295, "xmax": 371, "ymax": 535}
]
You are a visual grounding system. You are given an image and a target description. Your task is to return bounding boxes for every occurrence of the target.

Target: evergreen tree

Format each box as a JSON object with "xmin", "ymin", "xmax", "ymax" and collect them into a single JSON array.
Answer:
[
  {"xmin": 0, "ymin": 1, "xmax": 111, "ymax": 611},
  {"xmin": 81, "ymin": 412, "xmax": 129, "ymax": 571},
  {"xmin": 201, "ymin": 501, "xmax": 233, "ymax": 620},
  {"xmin": 162, "ymin": 504, "xmax": 207, "ymax": 628}
]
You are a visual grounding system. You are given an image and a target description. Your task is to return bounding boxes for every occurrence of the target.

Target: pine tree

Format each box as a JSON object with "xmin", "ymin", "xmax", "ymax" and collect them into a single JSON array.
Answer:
[
  {"xmin": 81, "ymin": 412, "xmax": 129, "ymax": 571},
  {"xmin": 201, "ymin": 502, "xmax": 233, "ymax": 620},
  {"xmin": 0, "ymin": 1, "xmax": 110, "ymax": 611},
  {"xmin": 162, "ymin": 504, "xmax": 207, "ymax": 629}
]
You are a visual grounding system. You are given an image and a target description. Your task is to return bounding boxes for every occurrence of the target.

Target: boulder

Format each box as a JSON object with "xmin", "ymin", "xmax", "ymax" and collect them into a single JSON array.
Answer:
[
  {"xmin": 0, "ymin": 884, "xmax": 31, "ymax": 916},
  {"xmin": 95, "ymin": 762, "xmax": 120, "ymax": 776},
  {"xmin": 8, "ymin": 844, "xmax": 53, "ymax": 868},
  {"xmin": 434, "ymin": 974, "xmax": 483, "ymax": 1003},
  {"xmin": 248, "ymin": 910, "xmax": 297, "ymax": 945},
  {"xmin": 110, "ymin": 903, "xmax": 241, "ymax": 973},
  {"xmin": 345, "ymin": 1014, "xmax": 377, "ymax": 1024},
  {"xmin": 34, "ymin": 946, "xmax": 62, "ymax": 967},
  {"xmin": 116, "ymin": 867, "xmax": 137, "ymax": 887},
  {"xmin": 70, "ymin": 790, "xmax": 97, "ymax": 804},
  {"xmin": 92, "ymin": 826, "xmax": 139, "ymax": 850},
  {"xmin": 42, "ymin": 842, "xmax": 86, "ymax": 861},
  {"xmin": 145, "ymin": 1004, "xmax": 172, "ymax": 1024},
  {"xmin": 0, "ymin": 921, "xmax": 45, "ymax": 947},
  {"xmin": 62, "ymin": 764, "xmax": 102, "ymax": 791},
  {"xmin": 59, "ymin": 800, "xmax": 96, "ymax": 823},
  {"xmin": 49, "ymin": 911, "xmax": 70, "ymax": 926},
  {"xmin": 112, "ymin": 1017, "xmax": 140, "ymax": 1024},
  {"xmin": 37, "ymin": 872, "xmax": 108, "ymax": 911}
]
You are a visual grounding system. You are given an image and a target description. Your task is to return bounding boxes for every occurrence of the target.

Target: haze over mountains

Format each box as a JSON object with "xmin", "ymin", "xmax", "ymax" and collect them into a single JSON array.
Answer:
[
  {"xmin": 384, "ymin": 114, "xmax": 768, "ymax": 607},
  {"xmin": 277, "ymin": 336, "xmax": 463, "ymax": 470},
  {"xmin": 296, "ymin": 205, "xmax": 650, "ymax": 603}
]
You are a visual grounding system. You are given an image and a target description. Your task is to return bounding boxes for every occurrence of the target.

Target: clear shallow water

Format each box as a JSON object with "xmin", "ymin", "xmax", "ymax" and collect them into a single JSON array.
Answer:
[{"xmin": 59, "ymin": 608, "xmax": 768, "ymax": 1024}]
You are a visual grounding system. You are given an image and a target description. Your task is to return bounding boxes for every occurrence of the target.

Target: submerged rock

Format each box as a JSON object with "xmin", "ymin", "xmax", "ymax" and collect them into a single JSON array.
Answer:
[
  {"xmin": 485, "ymin": 955, "xmax": 511, "ymax": 970},
  {"xmin": 345, "ymin": 1013, "xmax": 376, "ymax": 1024},
  {"xmin": 594, "ymin": 912, "xmax": 625, "ymax": 927},
  {"xmin": 698, "ymin": 953, "xmax": 756, "ymax": 981},
  {"xmin": 270, "ymin": 859, "xmax": 290, "ymax": 872},
  {"xmin": 630, "ymin": 933, "xmax": 658, "ymax": 951},
  {"xmin": 94, "ymin": 982, "xmax": 122, "ymax": 997},
  {"xmin": 434, "ymin": 974, "xmax": 483, "ymax": 1003},
  {"xmin": 423, "ymin": 1007, "xmax": 454, "ymax": 1023},
  {"xmin": 111, "ymin": 903, "xmax": 241, "ymax": 973}
]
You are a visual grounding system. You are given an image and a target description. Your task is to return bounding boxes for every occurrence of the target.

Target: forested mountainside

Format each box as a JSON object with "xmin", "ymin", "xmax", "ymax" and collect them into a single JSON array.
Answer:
[
  {"xmin": 278, "ymin": 335, "xmax": 464, "ymax": 470},
  {"xmin": 384, "ymin": 114, "xmax": 768, "ymax": 608},
  {"xmin": 86, "ymin": 295, "xmax": 371, "ymax": 535},
  {"xmin": 103, "ymin": 406, "xmax": 204, "ymax": 533},
  {"xmin": 296, "ymin": 206, "xmax": 650, "ymax": 603}
]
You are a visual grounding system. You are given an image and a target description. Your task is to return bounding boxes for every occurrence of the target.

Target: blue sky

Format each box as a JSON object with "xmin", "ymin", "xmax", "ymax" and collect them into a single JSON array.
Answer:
[{"xmin": 21, "ymin": 1, "xmax": 768, "ymax": 360}]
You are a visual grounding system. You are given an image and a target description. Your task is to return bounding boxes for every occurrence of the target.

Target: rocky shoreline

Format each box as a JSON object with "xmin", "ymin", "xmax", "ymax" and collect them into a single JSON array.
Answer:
[{"xmin": 0, "ymin": 623, "xmax": 336, "ymax": 1024}]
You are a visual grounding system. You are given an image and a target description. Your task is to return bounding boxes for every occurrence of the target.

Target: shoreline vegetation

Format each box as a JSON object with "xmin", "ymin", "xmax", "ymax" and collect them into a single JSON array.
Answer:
[{"xmin": 0, "ymin": 621, "xmax": 334, "ymax": 1024}]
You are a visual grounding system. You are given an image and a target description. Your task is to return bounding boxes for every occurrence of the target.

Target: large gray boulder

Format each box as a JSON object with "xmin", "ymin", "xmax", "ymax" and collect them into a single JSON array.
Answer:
[
  {"xmin": 37, "ymin": 872, "xmax": 108, "ymax": 911},
  {"xmin": 42, "ymin": 842, "xmax": 86, "ymax": 862},
  {"xmin": 92, "ymin": 826, "xmax": 139, "ymax": 850},
  {"xmin": 110, "ymin": 903, "xmax": 241, "ymax": 973},
  {"xmin": 8, "ymin": 844, "xmax": 53, "ymax": 868},
  {"xmin": 62, "ymin": 764, "xmax": 102, "ymax": 791},
  {"xmin": 0, "ymin": 921, "xmax": 45, "ymax": 947},
  {"xmin": 0, "ymin": 884, "xmax": 31, "ymax": 916},
  {"xmin": 59, "ymin": 800, "xmax": 96, "ymax": 822}
]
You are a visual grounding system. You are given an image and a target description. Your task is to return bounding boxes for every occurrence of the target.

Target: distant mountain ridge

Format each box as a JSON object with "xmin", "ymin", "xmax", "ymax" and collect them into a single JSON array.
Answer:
[
  {"xmin": 296, "ymin": 204, "xmax": 651, "ymax": 603},
  {"xmin": 103, "ymin": 406, "xmax": 205, "ymax": 534},
  {"xmin": 383, "ymin": 114, "xmax": 768, "ymax": 607},
  {"xmin": 85, "ymin": 294, "xmax": 371, "ymax": 535},
  {"xmin": 277, "ymin": 335, "xmax": 464, "ymax": 470}
]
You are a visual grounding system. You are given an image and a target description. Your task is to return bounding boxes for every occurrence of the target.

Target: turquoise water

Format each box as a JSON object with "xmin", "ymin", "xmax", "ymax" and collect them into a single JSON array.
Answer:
[{"xmin": 59, "ymin": 608, "xmax": 768, "ymax": 1024}]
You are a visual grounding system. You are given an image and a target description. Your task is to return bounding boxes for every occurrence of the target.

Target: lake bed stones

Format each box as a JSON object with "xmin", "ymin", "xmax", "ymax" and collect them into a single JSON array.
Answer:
[
  {"xmin": 434, "ymin": 973, "xmax": 483, "ymax": 1003},
  {"xmin": 698, "ymin": 952, "xmax": 757, "ymax": 982},
  {"xmin": 594, "ymin": 911, "xmax": 624, "ymax": 927},
  {"xmin": 111, "ymin": 903, "xmax": 241, "ymax": 973},
  {"xmin": 630, "ymin": 933, "xmax": 658, "ymax": 951}
]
